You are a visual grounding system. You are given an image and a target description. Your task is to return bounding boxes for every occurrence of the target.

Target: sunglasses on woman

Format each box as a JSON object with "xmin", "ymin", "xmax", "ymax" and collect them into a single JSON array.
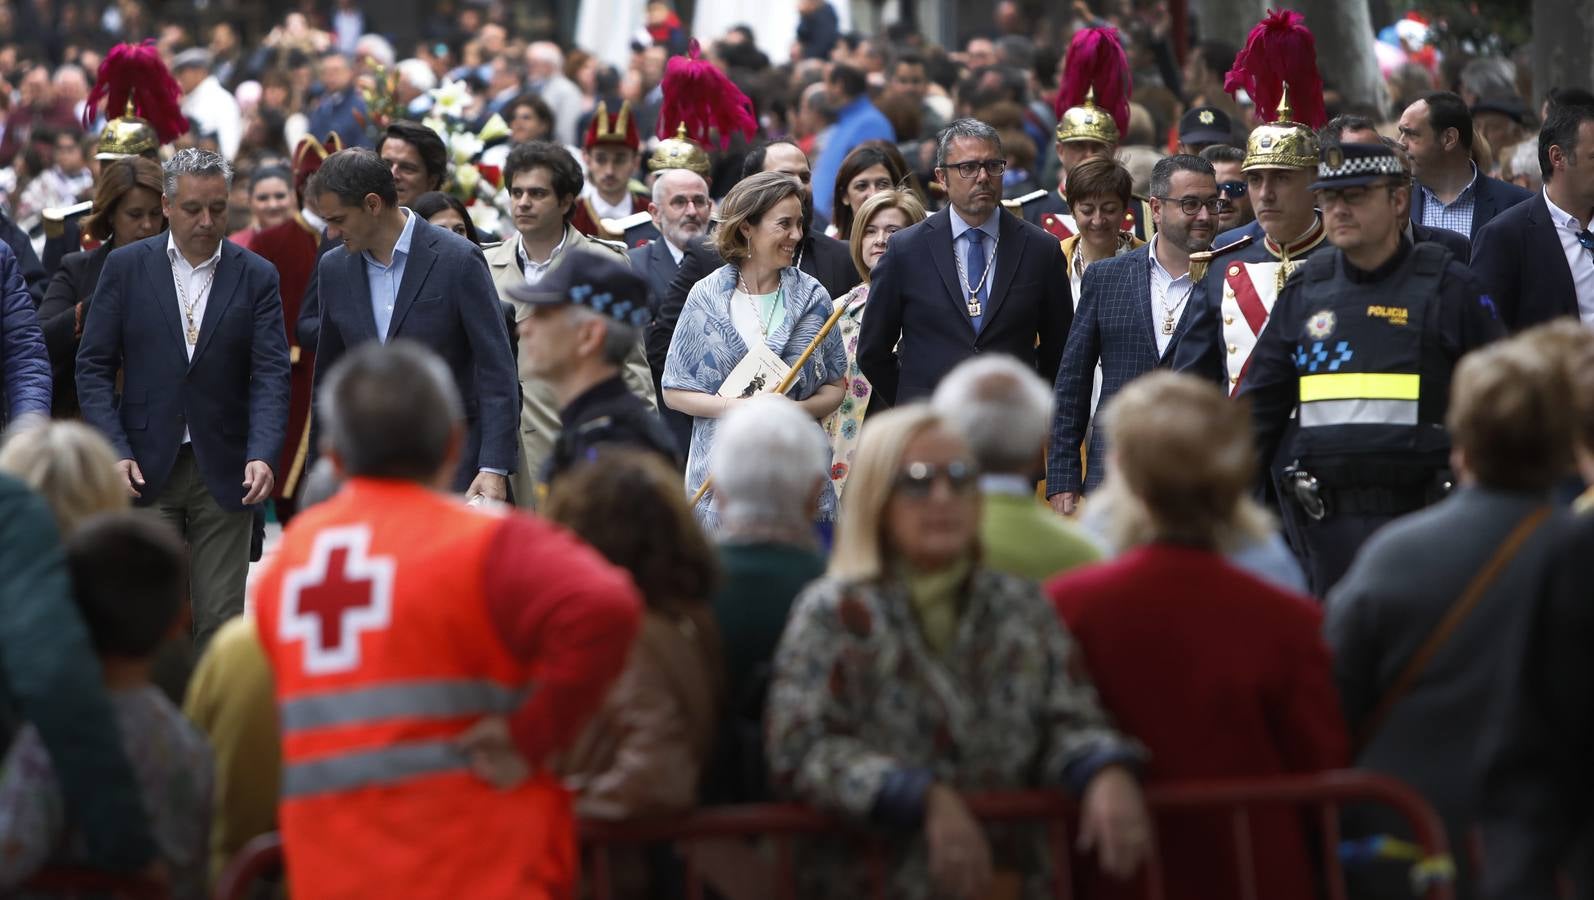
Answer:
[{"xmin": 893, "ymin": 461, "xmax": 978, "ymax": 498}]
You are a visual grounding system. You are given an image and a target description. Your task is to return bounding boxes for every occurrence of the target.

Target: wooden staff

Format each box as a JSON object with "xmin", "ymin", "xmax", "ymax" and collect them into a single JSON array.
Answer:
[{"xmin": 688, "ymin": 300, "xmax": 850, "ymax": 508}]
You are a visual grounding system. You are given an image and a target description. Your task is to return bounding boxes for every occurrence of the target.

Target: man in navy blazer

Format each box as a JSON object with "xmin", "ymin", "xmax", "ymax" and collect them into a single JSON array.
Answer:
[
  {"xmin": 308, "ymin": 148, "xmax": 519, "ymax": 499},
  {"xmin": 76, "ymin": 149, "xmax": 291, "ymax": 646},
  {"xmin": 1471, "ymin": 104, "xmax": 1594, "ymax": 331},
  {"xmin": 1320, "ymin": 118, "xmax": 1474, "ymax": 260},
  {"xmin": 1045, "ymin": 156, "xmax": 1220, "ymax": 512},
  {"xmin": 859, "ymin": 119, "xmax": 1071, "ymax": 407},
  {"xmin": 1398, "ymin": 91, "xmax": 1531, "ymax": 241},
  {"xmin": 0, "ymin": 240, "xmax": 50, "ymax": 425}
]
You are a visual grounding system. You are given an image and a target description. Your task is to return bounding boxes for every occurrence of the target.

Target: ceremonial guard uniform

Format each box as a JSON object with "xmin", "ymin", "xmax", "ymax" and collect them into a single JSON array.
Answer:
[
  {"xmin": 569, "ymin": 101, "xmax": 660, "ymax": 246},
  {"xmin": 1006, "ymin": 31, "xmax": 1154, "ymax": 244},
  {"xmin": 250, "ymin": 133, "xmax": 341, "ymax": 521},
  {"xmin": 1179, "ymin": 96, "xmax": 1331, "ymax": 395},
  {"xmin": 1243, "ymin": 143, "xmax": 1505, "ymax": 595}
]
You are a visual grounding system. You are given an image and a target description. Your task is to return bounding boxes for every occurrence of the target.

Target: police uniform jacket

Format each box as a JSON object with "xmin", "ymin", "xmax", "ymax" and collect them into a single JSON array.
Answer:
[
  {"xmin": 1242, "ymin": 237, "xmax": 1505, "ymax": 483},
  {"xmin": 543, "ymin": 374, "xmax": 682, "ymax": 490}
]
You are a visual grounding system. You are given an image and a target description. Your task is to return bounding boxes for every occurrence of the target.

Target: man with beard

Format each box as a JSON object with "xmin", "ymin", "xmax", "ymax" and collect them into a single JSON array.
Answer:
[
  {"xmin": 629, "ymin": 167, "xmax": 709, "ymax": 453},
  {"xmin": 1045, "ymin": 155, "xmax": 1221, "ymax": 514},
  {"xmin": 1243, "ymin": 141, "xmax": 1503, "ymax": 595}
]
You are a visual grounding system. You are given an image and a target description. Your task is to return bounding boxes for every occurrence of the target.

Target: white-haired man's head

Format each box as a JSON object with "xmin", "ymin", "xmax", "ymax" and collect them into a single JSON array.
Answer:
[
  {"xmin": 930, "ymin": 355, "xmax": 1053, "ymax": 477},
  {"xmin": 710, "ymin": 395, "xmax": 830, "ymax": 532},
  {"xmin": 650, "ymin": 168, "xmax": 712, "ymax": 250}
]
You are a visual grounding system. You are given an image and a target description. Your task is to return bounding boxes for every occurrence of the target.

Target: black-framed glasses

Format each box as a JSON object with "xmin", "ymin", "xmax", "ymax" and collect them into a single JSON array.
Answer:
[
  {"xmin": 893, "ymin": 461, "xmax": 977, "ymax": 498},
  {"xmin": 1217, "ymin": 180, "xmax": 1248, "ymax": 198},
  {"xmin": 940, "ymin": 159, "xmax": 1008, "ymax": 179},
  {"xmin": 1157, "ymin": 195, "xmax": 1233, "ymax": 215}
]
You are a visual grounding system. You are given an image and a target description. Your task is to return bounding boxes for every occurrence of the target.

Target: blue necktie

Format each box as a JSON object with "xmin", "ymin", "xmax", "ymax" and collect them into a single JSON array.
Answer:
[
  {"xmin": 966, "ymin": 230, "xmax": 987, "ymax": 334},
  {"xmin": 1577, "ymin": 229, "xmax": 1594, "ymax": 255}
]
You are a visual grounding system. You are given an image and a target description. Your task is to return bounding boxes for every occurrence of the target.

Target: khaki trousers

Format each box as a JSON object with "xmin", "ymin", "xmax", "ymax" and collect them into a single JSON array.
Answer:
[{"xmin": 152, "ymin": 445, "xmax": 252, "ymax": 650}]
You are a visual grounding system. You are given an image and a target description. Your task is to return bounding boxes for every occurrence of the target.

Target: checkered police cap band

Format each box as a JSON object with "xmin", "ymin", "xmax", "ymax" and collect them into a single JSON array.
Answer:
[{"xmin": 1317, "ymin": 154, "xmax": 1405, "ymax": 181}]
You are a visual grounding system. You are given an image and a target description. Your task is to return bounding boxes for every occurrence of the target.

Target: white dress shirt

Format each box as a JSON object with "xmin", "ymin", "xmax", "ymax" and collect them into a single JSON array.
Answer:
[
  {"xmin": 518, "ymin": 228, "xmax": 570, "ymax": 285},
  {"xmin": 580, "ymin": 183, "xmax": 636, "ymax": 223},
  {"xmin": 1147, "ymin": 235, "xmax": 1194, "ymax": 357},
  {"xmin": 1541, "ymin": 188, "xmax": 1594, "ymax": 325},
  {"xmin": 167, "ymin": 234, "xmax": 224, "ymax": 443}
]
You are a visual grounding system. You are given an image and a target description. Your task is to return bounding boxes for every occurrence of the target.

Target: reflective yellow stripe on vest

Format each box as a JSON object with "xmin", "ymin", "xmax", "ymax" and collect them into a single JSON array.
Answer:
[
  {"xmin": 280, "ymin": 678, "xmax": 525, "ymax": 798},
  {"xmin": 1300, "ymin": 373, "xmax": 1421, "ymax": 428},
  {"xmin": 1299, "ymin": 372, "xmax": 1420, "ymax": 402}
]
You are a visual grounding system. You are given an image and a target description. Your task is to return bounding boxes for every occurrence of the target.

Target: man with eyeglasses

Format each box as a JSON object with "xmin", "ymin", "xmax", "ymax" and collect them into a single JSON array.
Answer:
[
  {"xmin": 1174, "ymin": 95, "xmax": 1332, "ymax": 397},
  {"xmin": 630, "ymin": 167, "xmax": 711, "ymax": 452},
  {"xmin": 1045, "ymin": 155, "xmax": 1221, "ymax": 515},
  {"xmin": 859, "ymin": 118, "xmax": 1071, "ymax": 407},
  {"xmin": 1198, "ymin": 145, "xmax": 1255, "ymax": 231},
  {"xmin": 1241, "ymin": 142, "xmax": 1504, "ymax": 596}
]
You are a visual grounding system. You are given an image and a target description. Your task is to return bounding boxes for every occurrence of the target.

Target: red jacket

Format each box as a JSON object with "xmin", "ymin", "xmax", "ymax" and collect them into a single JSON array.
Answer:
[{"xmin": 1048, "ymin": 544, "xmax": 1349, "ymax": 900}]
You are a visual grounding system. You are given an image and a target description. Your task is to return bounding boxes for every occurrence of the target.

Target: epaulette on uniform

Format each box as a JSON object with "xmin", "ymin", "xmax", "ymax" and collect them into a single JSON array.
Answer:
[
  {"xmin": 1189, "ymin": 234, "xmax": 1254, "ymax": 283},
  {"xmin": 1001, "ymin": 188, "xmax": 1048, "ymax": 210}
]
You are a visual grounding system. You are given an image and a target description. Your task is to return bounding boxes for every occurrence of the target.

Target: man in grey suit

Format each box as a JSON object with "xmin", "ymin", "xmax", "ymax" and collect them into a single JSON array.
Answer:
[
  {"xmin": 308, "ymin": 148, "xmax": 519, "ymax": 500},
  {"xmin": 1045, "ymin": 155, "xmax": 1221, "ymax": 514}
]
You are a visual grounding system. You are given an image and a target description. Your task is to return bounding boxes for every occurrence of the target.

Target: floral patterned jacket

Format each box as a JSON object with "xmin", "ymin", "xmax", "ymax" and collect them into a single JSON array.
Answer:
[{"xmin": 766, "ymin": 568, "xmax": 1142, "ymax": 898}]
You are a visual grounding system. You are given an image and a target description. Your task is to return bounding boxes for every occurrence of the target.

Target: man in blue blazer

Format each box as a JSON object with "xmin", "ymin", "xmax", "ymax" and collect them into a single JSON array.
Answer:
[
  {"xmin": 1398, "ymin": 91, "xmax": 1531, "ymax": 240},
  {"xmin": 1319, "ymin": 118, "xmax": 1473, "ymax": 260},
  {"xmin": 1045, "ymin": 155, "xmax": 1221, "ymax": 513},
  {"xmin": 0, "ymin": 240, "xmax": 50, "ymax": 425},
  {"xmin": 308, "ymin": 148, "xmax": 519, "ymax": 500},
  {"xmin": 859, "ymin": 119, "xmax": 1072, "ymax": 407},
  {"xmin": 1471, "ymin": 103, "xmax": 1594, "ymax": 331},
  {"xmin": 76, "ymin": 149, "xmax": 291, "ymax": 646}
]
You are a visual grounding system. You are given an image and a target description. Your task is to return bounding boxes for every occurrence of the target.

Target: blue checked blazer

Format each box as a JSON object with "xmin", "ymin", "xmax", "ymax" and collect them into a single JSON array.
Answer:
[{"xmin": 1045, "ymin": 245, "xmax": 1196, "ymax": 497}]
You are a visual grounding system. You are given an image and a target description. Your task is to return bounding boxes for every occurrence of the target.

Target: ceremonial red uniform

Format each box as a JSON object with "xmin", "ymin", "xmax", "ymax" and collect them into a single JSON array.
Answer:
[{"xmin": 249, "ymin": 215, "xmax": 319, "ymax": 505}]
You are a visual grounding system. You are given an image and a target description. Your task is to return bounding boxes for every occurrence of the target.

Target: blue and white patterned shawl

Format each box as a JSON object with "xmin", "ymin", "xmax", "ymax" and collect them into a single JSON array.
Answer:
[{"xmin": 662, "ymin": 264, "xmax": 848, "ymax": 527}]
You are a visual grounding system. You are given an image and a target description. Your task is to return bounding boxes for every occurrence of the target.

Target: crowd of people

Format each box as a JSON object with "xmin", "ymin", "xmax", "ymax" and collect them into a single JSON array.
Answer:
[{"xmin": 0, "ymin": 0, "xmax": 1592, "ymax": 898}]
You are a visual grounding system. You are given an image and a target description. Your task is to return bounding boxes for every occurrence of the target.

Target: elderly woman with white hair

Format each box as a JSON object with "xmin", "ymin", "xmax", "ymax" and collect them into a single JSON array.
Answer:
[
  {"xmin": 704, "ymin": 395, "xmax": 831, "ymax": 805},
  {"xmin": 766, "ymin": 405, "xmax": 1152, "ymax": 900},
  {"xmin": 931, "ymin": 355, "xmax": 1102, "ymax": 583}
]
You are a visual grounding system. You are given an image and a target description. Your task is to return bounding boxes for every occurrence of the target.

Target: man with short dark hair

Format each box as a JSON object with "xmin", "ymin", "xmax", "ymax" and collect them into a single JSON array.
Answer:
[
  {"xmin": 1397, "ymin": 91, "xmax": 1530, "ymax": 239},
  {"xmin": 1243, "ymin": 141, "xmax": 1504, "ymax": 595},
  {"xmin": 859, "ymin": 118, "xmax": 1071, "ymax": 406},
  {"xmin": 1472, "ymin": 103, "xmax": 1594, "ymax": 330},
  {"xmin": 482, "ymin": 141, "xmax": 657, "ymax": 504},
  {"xmin": 885, "ymin": 52, "xmax": 944, "ymax": 138},
  {"xmin": 253, "ymin": 339, "xmax": 641, "ymax": 900},
  {"xmin": 77, "ymin": 148, "xmax": 291, "ymax": 646},
  {"xmin": 376, "ymin": 121, "xmax": 447, "ymax": 209},
  {"xmin": 1322, "ymin": 119, "xmax": 1473, "ymax": 260},
  {"xmin": 307, "ymin": 148, "xmax": 518, "ymax": 502},
  {"xmin": 1046, "ymin": 155, "xmax": 1221, "ymax": 513},
  {"xmin": 507, "ymin": 253, "xmax": 680, "ymax": 495},
  {"xmin": 1200, "ymin": 144, "xmax": 1254, "ymax": 231},
  {"xmin": 812, "ymin": 63, "xmax": 894, "ymax": 221}
]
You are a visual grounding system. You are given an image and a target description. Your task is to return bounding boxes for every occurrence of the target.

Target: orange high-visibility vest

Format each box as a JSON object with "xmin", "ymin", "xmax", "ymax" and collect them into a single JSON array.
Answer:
[{"xmin": 254, "ymin": 479, "xmax": 576, "ymax": 900}]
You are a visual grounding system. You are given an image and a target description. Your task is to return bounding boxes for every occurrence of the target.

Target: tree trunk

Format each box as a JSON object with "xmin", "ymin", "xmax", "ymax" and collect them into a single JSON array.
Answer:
[
  {"xmin": 1532, "ymin": 0, "xmax": 1594, "ymax": 108},
  {"xmin": 1189, "ymin": 0, "xmax": 1268, "ymax": 51},
  {"xmin": 1286, "ymin": 0, "xmax": 1387, "ymax": 116}
]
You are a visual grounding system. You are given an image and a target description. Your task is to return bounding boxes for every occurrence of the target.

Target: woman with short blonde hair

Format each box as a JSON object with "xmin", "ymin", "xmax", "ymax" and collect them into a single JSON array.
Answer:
[
  {"xmin": 822, "ymin": 188, "xmax": 927, "ymax": 498},
  {"xmin": 663, "ymin": 172, "xmax": 848, "ymax": 527},
  {"xmin": 770, "ymin": 405, "xmax": 1152, "ymax": 899},
  {"xmin": 0, "ymin": 419, "xmax": 129, "ymax": 533}
]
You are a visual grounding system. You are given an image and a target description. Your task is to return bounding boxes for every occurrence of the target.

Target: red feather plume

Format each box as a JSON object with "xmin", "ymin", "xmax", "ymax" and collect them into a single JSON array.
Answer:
[
  {"xmin": 656, "ymin": 40, "xmax": 758, "ymax": 148},
  {"xmin": 1053, "ymin": 27, "xmax": 1131, "ymax": 138},
  {"xmin": 84, "ymin": 41, "xmax": 189, "ymax": 143},
  {"xmin": 1223, "ymin": 9, "xmax": 1328, "ymax": 129}
]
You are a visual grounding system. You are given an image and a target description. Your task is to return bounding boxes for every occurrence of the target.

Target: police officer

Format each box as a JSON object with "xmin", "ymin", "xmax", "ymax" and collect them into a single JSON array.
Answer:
[
  {"xmin": 1243, "ymin": 142, "xmax": 1505, "ymax": 596},
  {"xmin": 1174, "ymin": 91, "xmax": 1333, "ymax": 396},
  {"xmin": 507, "ymin": 253, "xmax": 682, "ymax": 502}
]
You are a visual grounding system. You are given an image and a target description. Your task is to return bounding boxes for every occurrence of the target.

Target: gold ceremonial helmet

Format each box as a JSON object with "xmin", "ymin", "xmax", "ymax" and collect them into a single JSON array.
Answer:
[
  {"xmin": 1055, "ymin": 88, "xmax": 1119, "ymax": 147},
  {"xmin": 648, "ymin": 122, "xmax": 712, "ymax": 178},
  {"xmin": 95, "ymin": 101, "xmax": 159, "ymax": 161},
  {"xmin": 1242, "ymin": 85, "xmax": 1319, "ymax": 172}
]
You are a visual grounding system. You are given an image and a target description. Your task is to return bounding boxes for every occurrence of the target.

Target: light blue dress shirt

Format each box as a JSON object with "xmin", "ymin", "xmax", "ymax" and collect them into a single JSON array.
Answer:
[{"xmin": 364, "ymin": 208, "xmax": 416, "ymax": 343}]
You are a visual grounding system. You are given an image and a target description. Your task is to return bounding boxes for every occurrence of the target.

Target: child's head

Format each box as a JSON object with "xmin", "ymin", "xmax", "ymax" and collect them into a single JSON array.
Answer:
[{"xmin": 66, "ymin": 513, "xmax": 187, "ymax": 660}]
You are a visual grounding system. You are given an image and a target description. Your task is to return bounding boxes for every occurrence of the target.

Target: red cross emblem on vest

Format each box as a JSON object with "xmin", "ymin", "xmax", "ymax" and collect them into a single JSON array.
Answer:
[{"xmin": 280, "ymin": 525, "xmax": 396, "ymax": 675}]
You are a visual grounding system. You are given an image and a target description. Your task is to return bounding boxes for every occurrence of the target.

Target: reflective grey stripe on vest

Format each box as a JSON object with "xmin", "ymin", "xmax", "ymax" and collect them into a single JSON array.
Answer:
[
  {"xmin": 1300, "ymin": 398, "xmax": 1420, "ymax": 428},
  {"xmin": 280, "ymin": 679, "xmax": 523, "ymax": 733},
  {"xmin": 283, "ymin": 738, "xmax": 468, "ymax": 798}
]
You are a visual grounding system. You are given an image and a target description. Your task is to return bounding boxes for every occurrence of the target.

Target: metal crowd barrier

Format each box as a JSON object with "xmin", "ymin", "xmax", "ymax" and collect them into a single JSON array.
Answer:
[{"xmin": 206, "ymin": 771, "xmax": 1456, "ymax": 900}]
